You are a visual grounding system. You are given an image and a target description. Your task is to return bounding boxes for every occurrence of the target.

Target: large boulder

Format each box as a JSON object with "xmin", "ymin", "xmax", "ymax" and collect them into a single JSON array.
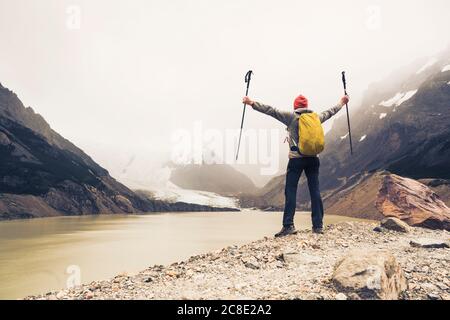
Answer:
[
  {"xmin": 325, "ymin": 172, "xmax": 450, "ymax": 231},
  {"xmin": 376, "ymin": 174, "xmax": 450, "ymax": 230},
  {"xmin": 332, "ymin": 250, "xmax": 407, "ymax": 300}
]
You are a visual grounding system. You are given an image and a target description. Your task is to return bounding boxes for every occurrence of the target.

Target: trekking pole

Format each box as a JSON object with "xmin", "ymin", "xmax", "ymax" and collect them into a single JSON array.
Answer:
[
  {"xmin": 341, "ymin": 71, "xmax": 354, "ymax": 155},
  {"xmin": 235, "ymin": 70, "xmax": 253, "ymax": 161}
]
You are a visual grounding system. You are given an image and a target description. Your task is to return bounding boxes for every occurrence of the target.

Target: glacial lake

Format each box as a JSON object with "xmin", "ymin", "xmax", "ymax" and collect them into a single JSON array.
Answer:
[{"xmin": 0, "ymin": 211, "xmax": 365, "ymax": 299}]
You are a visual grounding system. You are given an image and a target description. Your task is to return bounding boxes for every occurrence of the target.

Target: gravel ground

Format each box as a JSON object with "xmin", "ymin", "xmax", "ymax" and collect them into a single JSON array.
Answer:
[{"xmin": 26, "ymin": 221, "xmax": 450, "ymax": 300}]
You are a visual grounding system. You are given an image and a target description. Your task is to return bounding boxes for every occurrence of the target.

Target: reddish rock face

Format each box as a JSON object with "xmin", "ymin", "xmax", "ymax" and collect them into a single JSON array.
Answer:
[{"xmin": 376, "ymin": 174, "xmax": 450, "ymax": 230}]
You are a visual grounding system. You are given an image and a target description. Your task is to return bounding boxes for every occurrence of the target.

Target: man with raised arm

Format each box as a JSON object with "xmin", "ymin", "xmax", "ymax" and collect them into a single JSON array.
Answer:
[{"xmin": 242, "ymin": 94, "xmax": 349, "ymax": 237}]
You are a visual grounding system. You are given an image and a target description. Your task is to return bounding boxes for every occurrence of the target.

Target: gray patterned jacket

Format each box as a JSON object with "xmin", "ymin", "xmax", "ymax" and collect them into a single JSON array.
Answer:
[{"xmin": 252, "ymin": 102, "xmax": 343, "ymax": 158}]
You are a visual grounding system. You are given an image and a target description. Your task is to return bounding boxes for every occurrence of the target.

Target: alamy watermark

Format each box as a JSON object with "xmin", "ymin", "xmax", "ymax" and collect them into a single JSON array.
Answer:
[
  {"xmin": 66, "ymin": 5, "xmax": 82, "ymax": 30},
  {"xmin": 66, "ymin": 264, "xmax": 81, "ymax": 289},
  {"xmin": 171, "ymin": 121, "xmax": 283, "ymax": 176},
  {"xmin": 365, "ymin": 5, "xmax": 382, "ymax": 31}
]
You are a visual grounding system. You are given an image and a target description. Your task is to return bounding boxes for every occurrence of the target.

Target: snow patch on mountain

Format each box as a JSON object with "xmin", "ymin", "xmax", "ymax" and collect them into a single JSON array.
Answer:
[
  {"xmin": 380, "ymin": 92, "xmax": 404, "ymax": 107},
  {"xmin": 416, "ymin": 57, "xmax": 438, "ymax": 74},
  {"xmin": 396, "ymin": 90, "xmax": 418, "ymax": 106},
  {"xmin": 118, "ymin": 166, "xmax": 239, "ymax": 208},
  {"xmin": 379, "ymin": 113, "xmax": 387, "ymax": 120},
  {"xmin": 151, "ymin": 182, "xmax": 239, "ymax": 208},
  {"xmin": 359, "ymin": 135, "xmax": 367, "ymax": 142},
  {"xmin": 380, "ymin": 90, "xmax": 417, "ymax": 107},
  {"xmin": 442, "ymin": 65, "xmax": 450, "ymax": 72}
]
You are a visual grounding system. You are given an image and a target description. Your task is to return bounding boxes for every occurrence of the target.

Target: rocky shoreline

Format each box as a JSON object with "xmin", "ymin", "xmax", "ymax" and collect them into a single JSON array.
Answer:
[{"xmin": 26, "ymin": 221, "xmax": 450, "ymax": 300}]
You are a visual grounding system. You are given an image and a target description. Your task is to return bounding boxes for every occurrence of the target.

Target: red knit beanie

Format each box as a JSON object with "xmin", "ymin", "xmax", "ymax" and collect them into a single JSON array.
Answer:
[{"xmin": 293, "ymin": 95, "xmax": 308, "ymax": 109}]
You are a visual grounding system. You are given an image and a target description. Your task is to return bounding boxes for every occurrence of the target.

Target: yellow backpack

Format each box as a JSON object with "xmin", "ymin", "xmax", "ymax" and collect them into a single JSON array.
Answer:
[{"xmin": 298, "ymin": 113, "xmax": 325, "ymax": 156}]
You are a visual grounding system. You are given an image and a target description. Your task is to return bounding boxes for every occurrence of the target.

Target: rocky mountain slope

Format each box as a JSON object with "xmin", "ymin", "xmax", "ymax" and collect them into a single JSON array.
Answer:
[
  {"xmin": 27, "ymin": 221, "xmax": 450, "ymax": 300},
  {"xmin": 419, "ymin": 178, "xmax": 450, "ymax": 207},
  {"xmin": 0, "ymin": 83, "xmax": 235, "ymax": 219},
  {"xmin": 320, "ymin": 51, "xmax": 450, "ymax": 187},
  {"xmin": 241, "ymin": 49, "xmax": 450, "ymax": 222}
]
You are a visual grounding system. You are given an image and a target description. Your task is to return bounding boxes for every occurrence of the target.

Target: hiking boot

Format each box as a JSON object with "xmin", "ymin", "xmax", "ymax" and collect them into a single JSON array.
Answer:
[
  {"xmin": 275, "ymin": 226, "xmax": 298, "ymax": 238},
  {"xmin": 312, "ymin": 228, "xmax": 324, "ymax": 234}
]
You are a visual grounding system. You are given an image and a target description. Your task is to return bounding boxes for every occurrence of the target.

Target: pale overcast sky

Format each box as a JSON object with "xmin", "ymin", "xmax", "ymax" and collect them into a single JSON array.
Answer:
[{"xmin": 0, "ymin": 0, "xmax": 449, "ymax": 185}]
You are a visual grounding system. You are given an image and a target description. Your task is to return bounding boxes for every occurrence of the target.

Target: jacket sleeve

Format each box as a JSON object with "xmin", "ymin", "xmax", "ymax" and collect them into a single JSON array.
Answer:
[
  {"xmin": 319, "ymin": 104, "xmax": 343, "ymax": 123},
  {"xmin": 252, "ymin": 102, "xmax": 294, "ymax": 126}
]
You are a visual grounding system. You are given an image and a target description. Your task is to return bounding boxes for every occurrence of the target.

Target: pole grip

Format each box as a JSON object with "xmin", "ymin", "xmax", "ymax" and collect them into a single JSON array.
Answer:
[
  {"xmin": 245, "ymin": 70, "xmax": 253, "ymax": 89},
  {"xmin": 341, "ymin": 71, "xmax": 347, "ymax": 92}
]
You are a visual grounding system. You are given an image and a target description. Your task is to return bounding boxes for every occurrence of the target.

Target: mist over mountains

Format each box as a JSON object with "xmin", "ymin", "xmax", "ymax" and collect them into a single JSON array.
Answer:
[
  {"xmin": 0, "ymin": 83, "xmax": 237, "ymax": 219},
  {"xmin": 1, "ymin": 45, "xmax": 449, "ymax": 221}
]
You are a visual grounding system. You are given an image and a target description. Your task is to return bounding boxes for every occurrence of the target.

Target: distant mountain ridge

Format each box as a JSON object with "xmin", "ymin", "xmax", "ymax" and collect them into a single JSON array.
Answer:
[{"xmin": 169, "ymin": 163, "xmax": 257, "ymax": 196}]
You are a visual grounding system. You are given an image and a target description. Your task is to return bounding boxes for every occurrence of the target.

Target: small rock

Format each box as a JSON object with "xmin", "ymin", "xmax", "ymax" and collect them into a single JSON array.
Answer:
[
  {"xmin": 281, "ymin": 252, "xmax": 322, "ymax": 266},
  {"xmin": 84, "ymin": 292, "xmax": 94, "ymax": 299},
  {"xmin": 380, "ymin": 217, "xmax": 411, "ymax": 233},
  {"xmin": 408, "ymin": 283, "xmax": 417, "ymax": 290},
  {"xmin": 373, "ymin": 226, "xmax": 383, "ymax": 232},
  {"xmin": 185, "ymin": 270, "xmax": 194, "ymax": 277},
  {"xmin": 410, "ymin": 238, "xmax": 450, "ymax": 249},
  {"xmin": 165, "ymin": 270, "xmax": 180, "ymax": 277},
  {"xmin": 421, "ymin": 266, "xmax": 430, "ymax": 273},
  {"xmin": 241, "ymin": 257, "xmax": 260, "ymax": 270},
  {"xmin": 427, "ymin": 293, "xmax": 441, "ymax": 300},
  {"xmin": 92, "ymin": 282, "xmax": 101, "ymax": 290},
  {"xmin": 436, "ymin": 283, "xmax": 448, "ymax": 290},
  {"xmin": 335, "ymin": 293, "xmax": 347, "ymax": 300},
  {"xmin": 421, "ymin": 283, "xmax": 438, "ymax": 291}
]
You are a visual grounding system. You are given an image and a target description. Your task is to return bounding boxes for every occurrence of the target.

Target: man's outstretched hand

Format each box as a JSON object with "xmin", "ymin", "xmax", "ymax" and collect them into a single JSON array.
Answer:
[
  {"xmin": 339, "ymin": 95, "xmax": 350, "ymax": 107},
  {"xmin": 242, "ymin": 96, "xmax": 255, "ymax": 106}
]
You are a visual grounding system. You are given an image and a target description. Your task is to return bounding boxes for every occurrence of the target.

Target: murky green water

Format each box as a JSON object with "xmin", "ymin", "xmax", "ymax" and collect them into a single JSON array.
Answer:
[{"xmin": 0, "ymin": 211, "xmax": 365, "ymax": 299}]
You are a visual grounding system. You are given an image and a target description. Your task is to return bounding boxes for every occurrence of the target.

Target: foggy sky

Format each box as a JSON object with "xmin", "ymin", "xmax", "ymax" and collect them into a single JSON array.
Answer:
[{"xmin": 1, "ymin": 0, "xmax": 449, "ymax": 186}]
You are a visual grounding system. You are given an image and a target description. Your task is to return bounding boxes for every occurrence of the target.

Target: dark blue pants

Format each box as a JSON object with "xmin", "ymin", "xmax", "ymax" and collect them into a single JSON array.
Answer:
[{"xmin": 283, "ymin": 157, "xmax": 324, "ymax": 229}]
